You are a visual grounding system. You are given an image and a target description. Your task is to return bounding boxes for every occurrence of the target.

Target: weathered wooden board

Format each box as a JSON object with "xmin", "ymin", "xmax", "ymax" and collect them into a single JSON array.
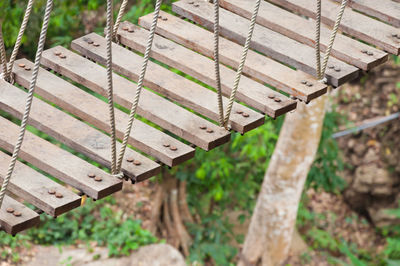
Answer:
[
  {"xmin": 14, "ymin": 59, "xmax": 193, "ymax": 168},
  {"xmin": 172, "ymin": 0, "xmax": 359, "ymax": 87},
  {"xmin": 71, "ymin": 33, "xmax": 265, "ymax": 133},
  {"xmin": 332, "ymin": 0, "xmax": 400, "ymax": 28},
  {"xmin": 219, "ymin": 0, "xmax": 388, "ymax": 70},
  {"xmin": 139, "ymin": 12, "xmax": 327, "ymax": 102},
  {"xmin": 0, "ymin": 116, "xmax": 123, "ymax": 200},
  {"xmin": 0, "ymin": 195, "xmax": 40, "ymax": 235},
  {"xmin": 40, "ymin": 48, "xmax": 229, "ymax": 151},
  {"xmin": 0, "ymin": 151, "xmax": 81, "ymax": 217},
  {"xmin": 2, "ymin": 75, "xmax": 161, "ymax": 183},
  {"xmin": 118, "ymin": 22, "xmax": 297, "ymax": 117},
  {"xmin": 268, "ymin": 0, "xmax": 400, "ymax": 55}
]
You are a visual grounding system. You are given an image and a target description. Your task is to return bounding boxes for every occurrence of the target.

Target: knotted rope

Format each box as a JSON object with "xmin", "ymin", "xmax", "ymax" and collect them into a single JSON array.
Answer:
[{"xmin": 0, "ymin": 0, "xmax": 53, "ymax": 210}]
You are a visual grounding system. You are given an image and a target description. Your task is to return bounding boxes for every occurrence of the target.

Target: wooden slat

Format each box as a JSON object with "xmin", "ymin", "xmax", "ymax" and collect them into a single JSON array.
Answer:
[
  {"xmin": 172, "ymin": 0, "xmax": 359, "ymax": 87},
  {"xmin": 1, "ymin": 76, "xmax": 161, "ymax": 183},
  {"xmin": 0, "ymin": 115, "xmax": 123, "ymax": 200},
  {"xmin": 0, "ymin": 151, "xmax": 81, "ymax": 217},
  {"xmin": 40, "ymin": 48, "xmax": 229, "ymax": 151},
  {"xmin": 332, "ymin": 0, "xmax": 400, "ymax": 28},
  {"xmin": 219, "ymin": 0, "xmax": 388, "ymax": 70},
  {"xmin": 71, "ymin": 33, "xmax": 265, "ymax": 134},
  {"xmin": 139, "ymin": 11, "xmax": 328, "ymax": 102},
  {"xmin": 268, "ymin": 0, "xmax": 400, "ymax": 55},
  {"xmin": 13, "ymin": 60, "xmax": 194, "ymax": 168},
  {"xmin": 0, "ymin": 196, "xmax": 39, "ymax": 235},
  {"xmin": 118, "ymin": 22, "xmax": 297, "ymax": 117}
]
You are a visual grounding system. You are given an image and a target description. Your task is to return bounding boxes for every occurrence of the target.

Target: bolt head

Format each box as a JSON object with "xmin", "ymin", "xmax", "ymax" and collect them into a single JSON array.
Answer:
[
  {"xmin": 60, "ymin": 54, "xmax": 66, "ymax": 59},
  {"xmin": 128, "ymin": 28, "xmax": 135, "ymax": 33},
  {"xmin": 194, "ymin": 3, "xmax": 200, "ymax": 7},
  {"xmin": 301, "ymin": 80, "xmax": 307, "ymax": 84},
  {"xmin": 55, "ymin": 192, "xmax": 63, "ymax": 198},
  {"xmin": 6, "ymin": 207, "xmax": 14, "ymax": 213},
  {"xmin": 24, "ymin": 66, "xmax": 31, "ymax": 71},
  {"xmin": 87, "ymin": 40, "xmax": 94, "ymax": 44},
  {"xmin": 206, "ymin": 128, "xmax": 214, "ymax": 133},
  {"xmin": 367, "ymin": 51, "xmax": 373, "ymax": 56},
  {"xmin": 268, "ymin": 94, "xmax": 275, "ymax": 99},
  {"xmin": 189, "ymin": 1, "xmax": 194, "ymax": 3},
  {"xmin": 236, "ymin": 110, "xmax": 243, "ymax": 114},
  {"xmin": 242, "ymin": 113, "xmax": 249, "ymax": 117},
  {"xmin": 162, "ymin": 17, "xmax": 168, "ymax": 21},
  {"xmin": 306, "ymin": 82, "xmax": 313, "ymax": 87},
  {"xmin": 93, "ymin": 43, "xmax": 100, "ymax": 47},
  {"xmin": 163, "ymin": 143, "xmax": 170, "ymax": 147},
  {"xmin": 126, "ymin": 158, "xmax": 134, "ymax": 162},
  {"xmin": 88, "ymin": 173, "xmax": 96, "ymax": 178},
  {"xmin": 18, "ymin": 63, "xmax": 26, "ymax": 68},
  {"xmin": 274, "ymin": 98, "xmax": 281, "ymax": 102},
  {"xmin": 361, "ymin": 49, "xmax": 367, "ymax": 53},
  {"xmin": 48, "ymin": 189, "xmax": 56, "ymax": 195},
  {"xmin": 334, "ymin": 66, "xmax": 341, "ymax": 72},
  {"xmin": 54, "ymin": 51, "xmax": 61, "ymax": 56},
  {"xmin": 328, "ymin": 65, "xmax": 334, "ymax": 69},
  {"xmin": 94, "ymin": 176, "xmax": 103, "ymax": 182},
  {"xmin": 122, "ymin": 26, "xmax": 129, "ymax": 31},
  {"xmin": 199, "ymin": 125, "xmax": 207, "ymax": 130},
  {"xmin": 13, "ymin": 211, "xmax": 22, "ymax": 217},
  {"xmin": 133, "ymin": 160, "xmax": 142, "ymax": 166},
  {"xmin": 170, "ymin": 146, "xmax": 177, "ymax": 151}
]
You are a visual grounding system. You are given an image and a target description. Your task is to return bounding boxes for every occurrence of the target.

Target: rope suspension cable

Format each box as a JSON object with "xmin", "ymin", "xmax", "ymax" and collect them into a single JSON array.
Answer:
[
  {"xmin": 0, "ymin": 0, "xmax": 54, "ymax": 210},
  {"xmin": 0, "ymin": 26, "xmax": 7, "ymax": 78},
  {"xmin": 315, "ymin": 0, "xmax": 348, "ymax": 81},
  {"xmin": 113, "ymin": 0, "xmax": 129, "ymax": 39}
]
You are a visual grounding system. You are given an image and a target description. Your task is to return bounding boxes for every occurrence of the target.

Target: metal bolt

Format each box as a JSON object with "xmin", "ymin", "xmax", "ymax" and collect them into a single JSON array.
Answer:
[
  {"xmin": 367, "ymin": 51, "xmax": 374, "ymax": 56},
  {"xmin": 13, "ymin": 211, "xmax": 22, "ymax": 217},
  {"xmin": 54, "ymin": 51, "xmax": 61, "ymax": 56},
  {"xmin": 60, "ymin": 54, "xmax": 66, "ymax": 59},
  {"xmin": 361, "ymin": 49, "xmax": 367, "ymax": 54},
  {"xmin": 88, "ymin": 173, "xmax": 96, "ymax": 178},
  {"xmin": 55, "ymin": 192, "xmax": 63, "ymax": 198},
  {"xmin": 87, "ymin": 40, "xmax": 94, "ymax": 44},
  {"xmin": 334, "ymin": 66, "xmax": 341, "ymax": 72},
  {"xmin": 126, "ymin": 158, "xmax": 134, "ymax": 162},
  {"xmin": 133, "ymin": 160, "xmax": 141, "ymax": 166},
  {"xmin": 274, "ymin": 98, "xmax": 281, "ymax": 102},
  {"xmin": 128, "ymin": 28, "xmax": 135, "ymax": 33},
  {"xmin": 163, "ymin": 143, "xmax": 170, "ymax": 147},
  {"xmin": 48, "ymin": 189, "xmax": 56, "ymax": 195},
  {"xmin": 6, "ymin": 207, "xmax": 14, "ymax": 213},
  {"xmin": 268, "ymin": 94, "xmax": 275, "ymax": 99},
  {"xmin": 306, "ymin": 82, "xmax": 313, "ymax": 87},
  {"xmin": 24, "ymin": 66, "xmax": 31, "ymax": 71},
  {"xmin": 18, "ymin": 63, "xmax": 26, "ymax": 68},
  {"xmin": 122, "ymin": 26, "xmax": 129, "ymax": 31},
  {"xmin": 206, "ymin": 128, "xmax": 214, "ymax": 133},
  {"xmin": 392, "ymin": 33, "xmax": 398, "ymax": 38},
  {"xmin": 189, "ymin": 1, "xmax": 194, "ymax": 3},
  {"xmin": 162, "ymin": 17, "xmax": 168, "ymax": 21},
  {"xmin": 301, "ymin": 80, "xmax": 307, "ymax": 84},
  {"xmin": 328, "ymin": 64, "xmax": 334, "ymax": 69},
  {"xmin": 158, "ymin": 15, "xmax": 162, "ymax": 18},
  {"xmin": 236, "ymin": 110, "xmax": 243, "ymax": 114},
  {"xmin": 170, "ymin": 146, "xmax": 177, "ymax": 151},
  {"xmin": 194, "ymin": 3, "xmax": 200, "ymax": 7},
  {"xmin": 199, "ymin": 125, "xmax": 207, "ymax": 130},
  {"xmin": 94, "ymin": 176, "xmax": 103, "ymax": 182},
  {"xmin": 242, "ymin": 113, "xmax": 249, "ymax": 117},
  {"xmin": 93, "ymin": 43, "xmax": 100, "ymax": 47}
]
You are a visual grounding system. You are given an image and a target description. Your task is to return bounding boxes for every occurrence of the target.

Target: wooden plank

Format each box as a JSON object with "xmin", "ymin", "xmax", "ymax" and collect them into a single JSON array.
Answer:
[
  {"xmin": 172, "ymin": 0, "xmax": 359, "ymax": 87},
  {"xmin": 219, "ymin": 0, "xmax": 388, "ymax": 70},
  {"xmin": 139, "ymin": 12, "xmax": 328, "ymax": 102},
  {"xmin": 1, "ymin": 76, "xmax": 161, "ymax": 183},
  {"xmin": 0, "ymin": 151, "xmax": 81, "ymax": 217},
  {"xmin": 268, "ymin": 0, "xmax": 400, "ymax": 55},
  {"xmin": 0, "ymin": 115, "xmax": 123, "ymax": 200},
  {"xmin": 117, "ymin": 22, "xmax": 297, "ymax": 117},
  {"xmin": 332, "ymin": 0, "xmax": 400, "ymax": 28},
  {"xmin": 13, "ymin": 60, "xmax": 194, "ymax": 168},
  {"xmin": 71, "ymin": 33, "xmax": 265, "ymax": 133},
  {"xmin": 40, "ymin": 48, "xmax": 229, "ymax": 151},
  {"xmin": 0, "ymin": 196, "xmax": 40, "ymax": 235}
]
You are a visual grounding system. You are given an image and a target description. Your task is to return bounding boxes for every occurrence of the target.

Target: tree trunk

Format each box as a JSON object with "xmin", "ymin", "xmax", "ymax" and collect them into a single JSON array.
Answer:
[{"xmin": 239, "ymin": 95, "xmax": 328, "ymax": 266}]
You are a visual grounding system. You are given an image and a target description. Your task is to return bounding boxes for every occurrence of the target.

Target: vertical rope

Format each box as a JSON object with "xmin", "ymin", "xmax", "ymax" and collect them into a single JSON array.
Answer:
[
  {"xmin": 115, "ymin": 0, "xmax": 163, "ymax": 173},
  {"xmin": 315, "ymin": 0, "xmax": 322, "ymax": 80},
  {"xmin": 213, "ymin": 0, "xmax": 224, "ymax": 126},
  {"xmin": 105, "ymin": 0, "xmax": 118, "ymax": 174},
  {"xmin": 0, "ymin": 0, "xmax": 53, "ymax": 209},
  {"xmin": 0, "ymin": 25, "xmax": 7, "ymax": 78},
  {"xmin": 113, "ymin": 0, "xmax": 129, "ymax": 38},
  {"xmin": 223, "ymin": 0, "xmax": 261, "ymax": 127},
  {"xmin": 6, "ymin": 0, "xmax": 35, "ymax": 82}
]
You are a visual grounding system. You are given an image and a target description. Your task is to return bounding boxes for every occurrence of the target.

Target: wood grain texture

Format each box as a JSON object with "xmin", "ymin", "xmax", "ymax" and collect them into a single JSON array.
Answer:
[
  {"xmin": 0, "ymin": 196, "xmax": 40, "ymax": 235},
  {"xmin": 172, "ymin": 0, "xmax": 359, "ymax": 87},
  {"xmin": 332, "ymin": 0, "xmax": 400, "ymax": 28},
  {"xmin": 139, "ymin": 11, "xmax": 328, "ymax": 102},
  {"xmin": 71, "ymin": 33, "xmax": 264, "ymax": 134},
  {"xmin": 268, "ymin": 0, "xmax": 400, "ymax": 55},
  {"xmin": 40, "ymin": 47, "xmax": 229, "ymax": 151},
  {"xmin": 0, "ymin": 115, "xmax": 123, "ymax": 200},
  {"xmin": 0, "ymin": 150, "xmax": 81, "ymax": 217},
  {"xmin": 219, "ymin": 0, "xmax": 388, "ymax": 70},
  {"xmin": 15, "ymin": 59, "xmax": 193, "ymax": 168},
  {"xmin": 117, "ymin": 22, "xmax": 297, "ymax": 117},
  {"xmin": 2, "ymin": 74, "xmax": 160, "ymax": 183}
]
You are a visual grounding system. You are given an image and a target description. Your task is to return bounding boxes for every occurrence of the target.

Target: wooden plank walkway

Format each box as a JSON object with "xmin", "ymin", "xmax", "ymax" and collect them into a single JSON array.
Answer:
[
  {"xmin": 172, "ymin": 0, "xmax": 359, "ymax": 87},
  {"xmin": 71, "ymin": 33, "xmax": 265, "ymax": 133},
  {"xmin": 14, "ymin": 59, "xmax": 194, "ymax": 167},
  {"xmin": 219, "ymin": 0, "xmax": 388, "ymax": 71},
  {"xmin": 139, "ymin": 12, "xmax": 327, "ymax": 102},
  {"xmin": 0, "ymin": 196, "xmax": 40, "ymax": 235},
  {"xmin": 332, "ymin": 0, "xmax": 400, "ymax": 28},
  {"xmin": 40, "ymin": 47, "xmax": 230, "ymax": 151},
  {"xmin": 268, "ymin": 0, "xmax": 400, "ymax": 55},
  {"xmin": 0, "ymin": 116, "xmax": 123, "ymax": 200},
  {"xmin": 2, "ymin": 75, "xmax": 161, "ymax": 182},
  {"xmin": 0, "ymin": 151, "xmax": 81, "ymax": 217},
  {"xmin": 118, "ymin": 22, "xmax": 297, "ymax": 117}
]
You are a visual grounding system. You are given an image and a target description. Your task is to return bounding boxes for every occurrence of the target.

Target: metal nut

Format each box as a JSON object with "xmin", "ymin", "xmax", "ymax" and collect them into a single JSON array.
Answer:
[
  {"xmin": 306, "ymin": 82, "xmax": 313, "ymax": 87},
  {"xmin": 361, "ymin": 49, "xmax": 367, "ymax": 54},
  {"xmin": 274, "ymin": 98, "xmax": 281, "ymax": 102},
  {"xmin": 194, "ymin": 3, "xmax": 200, "ymax": 7},
  {"xmin": 128, "ymin": 28, "xmax": 135, "ymax": 33},
  {"xmin": 170, "ymin": 146, "xmax": 177, "ymax": 151},
  {"xmin": 94, "ymin": 176, "xmax": 103, "ymax": 182},
  {"xmin": 55, "ymin": 192, "xmax": 63, "ymax": 198},
  {"xmin": 301, "ymin": 80, "xmax": 307, "ymax": 84},
  {"xmin": 93, "ymin": 43, "xmax": 100, "ymax": 47},
  {"xmin": 60, "ymin": 54, "xmax": 66, "ymax": 59},
  {"xmin": 163, "ymin": 143, "xmax": 170, "ymax": 147},
  {"xmin": 122, "ymin": 26, "xmax": 129, "ymax": 31},
  {"xmin": 334, "ymin": 66, "xmax": 341, "ymax": 72},
  {"xmin": 24, "ymin": 66, "xmax": 31, "ymax": 71},
  {"xmin": 13, "ymin": 211, "xmax": 22, "ymax": 217},
  {"xmin": 48, "ymin": 189, "xmax": 56, "ymax": 195},
  {"xmin": 206, "ymin": 128, "xmax": 214, "ymax": 133},
  {"xmin": 133, "ymin": 160, "xmax": 141, "ymax": 166},
  {"xmin": 6, "ymin": 207, "xmax": 14, "ymax": 213},
  {"xmin": 367, "ymin": 51, "xmax": 373, "ymax": 56},
  {"xmin": 18, "ymin": 63, "xmax": 26, "ymax": 68},
  {"xmin": 268, "ymin": 94, "xmax": 275, "ymax": 99},
  {"xmin": 162, "ymin": 17, "xmax": 168, "ymax": 21},
  {"xmin": 199, "ymin": 125, "xmax": 207, "ymax": 130},
  {"xmin": 242, "ymin": 113, "xmax": 249, "ymax": 117},
  {"xmin": 126, "ymin": 158, "xmax": 134, "ymax": 162},
  {"xmin": 87, "ymin": 40, "xmax": 94, "ymax": 44},
  {"xmin": 328, "ymin": 64, "xmax": 334, "ymax": 69},
  {"xmin": 54, "ymin": 51, "xmax": 61, "ymax": 56},
  {"xmin": 236, "ymin": 110, "xmax": 243, "ymax": 114},
  {"xmin": 88, "ymin": 173, "xmax": 96, "ymax": 178}
]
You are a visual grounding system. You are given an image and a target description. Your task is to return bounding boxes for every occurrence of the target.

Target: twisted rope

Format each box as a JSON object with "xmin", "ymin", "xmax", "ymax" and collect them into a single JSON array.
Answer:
[
  {"xmin": 315, "ymin": 0, "xmax": 348, "ymax": 80},
  {"xmin": 113, "ymin": 0, "xmax": 129, "ymax": 39},
  {"xmin": 315, "ymin": 0, "xmax": 322, "ymax": 80},
  {"xmin": 213, "ymin": 0, "xmax": 224, "ymax": 126},
  {"xmin": 222, "ymin": 0, "xmax": 261, "ymax": 127},
  {"xmin": 6, "ymin": 0, "xmax": 35, "ymax": 82},
  {"xmin": 105, "ymin": 0, "xmax": 118, "ymax": 175},
  {"xmin": 115, "ymin": 0, "xmax": 163, "ymax": 173},
  {"xmin": 0, "ymin": 26, "xmax": 7, "ymax": 79},
  {"xmin": 0, "ymin": 0, "xmax": 53, "ymax": 210}
]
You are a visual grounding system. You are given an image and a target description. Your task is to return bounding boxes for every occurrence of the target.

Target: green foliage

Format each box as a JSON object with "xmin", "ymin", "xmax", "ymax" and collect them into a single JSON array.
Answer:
[{"xmin": 307, "ymin": 108, "xmax": 347, "ymax": 193}]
